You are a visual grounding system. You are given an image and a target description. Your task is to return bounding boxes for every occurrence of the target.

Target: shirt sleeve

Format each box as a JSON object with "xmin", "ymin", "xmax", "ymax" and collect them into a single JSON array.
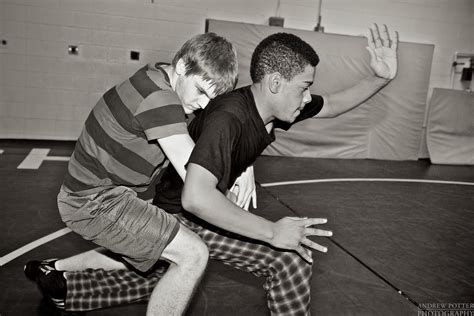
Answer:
[
  {"xmin": 134, "ymin": 91, "xmax": 188, "ymax": 141},
  {"xmin": 188, "ymin": 111, "xmax": 241, "ymax": 193},
  {"xmin": 274, "ymin": 94, "xmax": 324, "ymax": 131}
]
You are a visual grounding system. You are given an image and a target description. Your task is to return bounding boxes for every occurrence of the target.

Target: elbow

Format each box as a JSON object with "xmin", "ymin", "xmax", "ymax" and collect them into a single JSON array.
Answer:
[
  {"xmin": 181, "ymin": 187, "xmax": 196, "ymax": 212},
  {"xmin": 323, "ymin": 105, "xmax": 350, "ymax": 118},
  {"xmin": 324, "ymin": 101, "xmax": 342, "ymax": 118},
  {"xmin": 181, "ymin": 184, "xmax": 203, "ymax": 215},
  {"xmin": 181, "ymin": 164, "xmax": 217, "ymax": 217}
]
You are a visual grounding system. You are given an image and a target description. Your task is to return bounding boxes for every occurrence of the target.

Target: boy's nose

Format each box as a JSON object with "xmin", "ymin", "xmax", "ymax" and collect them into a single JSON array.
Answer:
[{"xmin": 302, "ymin": 90, "xmax": 311, "ymax": 105}]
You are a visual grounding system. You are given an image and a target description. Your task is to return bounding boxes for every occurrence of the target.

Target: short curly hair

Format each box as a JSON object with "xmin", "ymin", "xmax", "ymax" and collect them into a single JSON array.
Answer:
[{"xmin": 250, "ymin": 32, "xmax": 319, "ymax": 83}]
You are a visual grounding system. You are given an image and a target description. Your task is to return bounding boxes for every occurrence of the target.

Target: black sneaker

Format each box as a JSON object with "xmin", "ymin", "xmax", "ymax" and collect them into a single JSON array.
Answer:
[
  {"xmin": 36, "ymin": 269, "xmax": 67, "ymax": 310},
  {"xmin": 24, "ymin": 258, "xmax": 58, "ymax": 282},
  {"xmin": 24, "ymin": 259, "xmax": 66, "ymax": 310}
]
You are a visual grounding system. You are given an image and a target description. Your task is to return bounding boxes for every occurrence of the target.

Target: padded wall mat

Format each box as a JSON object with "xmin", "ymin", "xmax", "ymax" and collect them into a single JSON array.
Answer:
[
  {"xmin": 427, "ymin": 88, "xmax": 474, "ymax": 165},
  {"xmin": 207, "ymin": 19, "xmax": 434, "ymax": 160}
]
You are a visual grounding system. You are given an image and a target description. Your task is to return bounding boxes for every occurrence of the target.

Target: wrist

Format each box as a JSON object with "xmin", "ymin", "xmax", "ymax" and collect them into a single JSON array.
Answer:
[{"xmin": 263, "ymin": 221, "xmax": 276, "ymax": 244}]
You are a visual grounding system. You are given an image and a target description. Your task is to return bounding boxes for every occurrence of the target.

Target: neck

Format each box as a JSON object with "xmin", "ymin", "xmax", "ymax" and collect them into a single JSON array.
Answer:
[
  {"xmin": 162, "ymin": 64, "xmax": 177, "ymax": 91},
  {"xmin": 250, "ymin": 83, "xmax": 275, "ymax": 126}
]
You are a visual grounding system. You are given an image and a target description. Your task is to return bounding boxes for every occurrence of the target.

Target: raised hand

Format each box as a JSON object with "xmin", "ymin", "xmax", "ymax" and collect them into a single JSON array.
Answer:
[
  {"xmin": 271, "ymin": 217, "xmax": 332, "ymax": 263},
  {"xmin": 366, "ymin": 23, "xmax": 399, "ymax": 80}
]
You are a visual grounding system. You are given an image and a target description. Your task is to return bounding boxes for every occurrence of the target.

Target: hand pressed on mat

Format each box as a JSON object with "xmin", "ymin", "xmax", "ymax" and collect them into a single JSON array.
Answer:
[{"xmin": 272, "ymin": 216, "xmax": 332, "ymax": 263}]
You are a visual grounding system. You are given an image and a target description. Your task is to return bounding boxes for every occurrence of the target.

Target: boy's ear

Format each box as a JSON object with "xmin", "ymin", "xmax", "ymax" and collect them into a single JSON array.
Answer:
[
  {"xmin": 176, "ymin": 58, "xmax": 187, "ymax": 76},
  {"xmin": 268, "ymin": 72, "xmax": 282, "ymax": 94}
]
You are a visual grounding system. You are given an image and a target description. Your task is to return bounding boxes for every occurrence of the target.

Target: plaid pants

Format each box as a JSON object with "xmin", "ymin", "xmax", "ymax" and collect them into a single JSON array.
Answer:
[{"xmin": 65, "ymin": 212, "xmax": 312, "ymax": 315}]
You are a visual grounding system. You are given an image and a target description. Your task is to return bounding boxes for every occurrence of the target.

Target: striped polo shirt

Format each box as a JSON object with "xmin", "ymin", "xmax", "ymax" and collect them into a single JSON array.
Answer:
[{"xmin": 63, "ymin": 63, "xmax": 188, "ymax": 193}]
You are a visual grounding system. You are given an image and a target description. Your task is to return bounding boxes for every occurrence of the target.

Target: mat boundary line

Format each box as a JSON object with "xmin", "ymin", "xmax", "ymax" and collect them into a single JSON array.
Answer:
[
  {"xmin": 261, "ymin": 178, "xmax": 474, "ymax": 187},
  {"xmin": 0, "ymin": 227, "xmax": 71, "ymax": 266},
  {"xmin": 2, "ymin": 177, "xmax": 472, "ymax": 266}
]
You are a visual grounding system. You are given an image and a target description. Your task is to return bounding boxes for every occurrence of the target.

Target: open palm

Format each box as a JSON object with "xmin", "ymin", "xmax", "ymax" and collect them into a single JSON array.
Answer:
[{"xmin": 366, "ymin": 24, "xmax": 399, "ymax": 80}]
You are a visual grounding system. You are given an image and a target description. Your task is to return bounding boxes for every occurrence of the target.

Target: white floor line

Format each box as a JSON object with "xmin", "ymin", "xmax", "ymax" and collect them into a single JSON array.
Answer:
[
  {"xmin": 46, "ymin": 156, "xmax": 70, "ymax": 161},
  {"xmin": 0, "ymin": 227, "xmax": 72, "ymax": 266},
  {"xmin": 2, "ymin": 178, "xmax": 471, "ymax": 267},
  {"xmin": 2, "ymin": 199, "xmax": 152, "ymax": 266},
  {"xmin": 261, "ymin": 178, "xmax": 474, "ymax": 187},
  {"xmin": 17, "ymin": 149, "xmax": 50, "ymax": 169},
  {"xmin": 17, "ymin": 148, "xmax": 70, "ymax": 169}
]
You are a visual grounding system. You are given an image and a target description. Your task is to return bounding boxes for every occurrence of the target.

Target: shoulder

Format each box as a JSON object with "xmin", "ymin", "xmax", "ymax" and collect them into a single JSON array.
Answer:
[
  {"xmin": 147, "ymin": 89, "xmax": 180, "ymax": 107},
  {"xmin": 190, "ymin": 88, "xmax": 251, "ymax": 136},
  {"xmin": 136, "ymin": 89, "xmax": 181, "ymax": 116},
  {"xmin": 206, "ymin": 86, "xmax": 252, "ymax": 121}
]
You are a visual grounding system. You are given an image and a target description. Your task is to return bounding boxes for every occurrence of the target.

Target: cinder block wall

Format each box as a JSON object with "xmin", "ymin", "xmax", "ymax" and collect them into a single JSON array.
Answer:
[{"xmin": 1, "ymin": 0, "xmax": 473, "ymax": 140}]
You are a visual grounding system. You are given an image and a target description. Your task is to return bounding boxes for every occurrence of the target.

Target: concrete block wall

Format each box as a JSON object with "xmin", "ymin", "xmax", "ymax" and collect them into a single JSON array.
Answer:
[{"xmin": 1, "ymin": 0, "xmax": 473, "ymax": 140}]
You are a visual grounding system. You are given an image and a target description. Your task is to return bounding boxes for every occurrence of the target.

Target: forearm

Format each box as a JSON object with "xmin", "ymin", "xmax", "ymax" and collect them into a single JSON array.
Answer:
[
  {"xmin": 319, "ymin": 75, "xmax": 390, "ymax": 118},
  {"xmin": 184, "ymin": 186, "xmax": 274, "ymax": 242},
  {"xmin": 182, "ymin": 165, "xmax": 332, "ymax": 259},
  {"xmin": 182, "ymin": 164, "xmax": 274, "ymax": 243}
]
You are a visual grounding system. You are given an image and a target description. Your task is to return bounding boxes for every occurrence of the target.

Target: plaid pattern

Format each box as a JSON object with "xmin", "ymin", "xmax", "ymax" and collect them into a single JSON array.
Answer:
[
  {"xmin": 65, "ymin": 266, "xmax": 167, "ymax": 311},
  {"xmin": 65, "ymin": 213, "xmax": 312, "ymax": 315}
]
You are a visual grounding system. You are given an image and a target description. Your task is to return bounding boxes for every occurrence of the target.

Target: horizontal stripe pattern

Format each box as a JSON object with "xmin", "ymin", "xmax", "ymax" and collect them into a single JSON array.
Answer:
[
  {"xmin": 64, "ymin": 156, "xmax": 111, "ymax": 192},
  {"xmin": 76, "ymin": 136, "xmax": 142, "ymax": 186},
  {"xmin": 93, "ymin": 96, "xmax": 166, "ymax": 167},
  {"xmin": 135, "ymin": 90, "xmax": 181, "ymax": 116},
  {"xmin": 72, "ymin": 140, "xmax": 113, "ymax": 183},
  {"xmin": 136, "ymin": 103, "xmax": 186, "ymax": 131},
  {"xmin": 64, "ymin": 64, "xmax": 187, "ymax": 193},
  {"xmin": 63, "ymin": 163, "xmax": 97, "ymax": 192},
  {"xmin": 85, "ymin": 112, "xmax": 155, "ymax": 176},
  {"xmin": 115, "ymin": 78, "xmax": 146, "ymax": 120},
  {"xmin": 103, "ymin": 88, "xmax": 144, "ymax": 139},
  {"xmin": 78, "ymin": 130, "xmax": 155, "ymax": 186},
  {"xmin": 130, "ymin": 66, "xmax": 161, "ymax": 98}
]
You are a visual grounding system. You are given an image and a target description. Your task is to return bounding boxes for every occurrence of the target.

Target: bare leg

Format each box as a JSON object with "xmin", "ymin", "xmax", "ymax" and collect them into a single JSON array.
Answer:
[
  {"xmin": 146, "ymin": 224, "xmax": 208, "ymax": 316},
  {"xmin": 56, "ymin": 248, "xmax": 127, "ymax": 271}
]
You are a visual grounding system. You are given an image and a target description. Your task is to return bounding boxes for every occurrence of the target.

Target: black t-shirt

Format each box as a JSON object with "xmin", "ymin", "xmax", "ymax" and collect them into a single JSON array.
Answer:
[{"xmin": 153, "ymin": 85, "xmax": 324, "ymax": 213}]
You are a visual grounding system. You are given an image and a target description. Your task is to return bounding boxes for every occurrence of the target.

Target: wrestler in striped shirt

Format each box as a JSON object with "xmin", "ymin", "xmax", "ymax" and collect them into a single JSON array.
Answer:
[{"xmin": 25, "ymin": 32, "xmax": 242, "ymax": 316}]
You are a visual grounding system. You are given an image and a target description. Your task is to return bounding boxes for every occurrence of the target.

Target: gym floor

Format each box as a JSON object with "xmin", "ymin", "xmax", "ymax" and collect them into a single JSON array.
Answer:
[{"xmin": 0, "ymin": 139, "xmax": 473, "ymax": 315}]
